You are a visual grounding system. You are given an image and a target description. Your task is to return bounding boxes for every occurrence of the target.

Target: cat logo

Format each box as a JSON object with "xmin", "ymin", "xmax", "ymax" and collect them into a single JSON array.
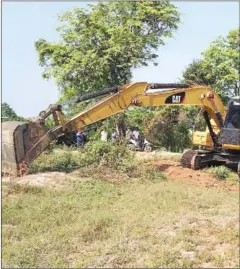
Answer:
[
  {"xmin": 165, "ymin": 92, "xmax": 185, "ymax": 104},
  {"xmin": 172, "ymin": 95, "xmax": 181, "ymax": 103}
]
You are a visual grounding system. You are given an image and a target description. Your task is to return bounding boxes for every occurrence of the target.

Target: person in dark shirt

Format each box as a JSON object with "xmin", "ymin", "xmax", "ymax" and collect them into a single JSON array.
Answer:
[{"xmin": 76, "ymin": 128, "xmax": 84, "ymax": 148}]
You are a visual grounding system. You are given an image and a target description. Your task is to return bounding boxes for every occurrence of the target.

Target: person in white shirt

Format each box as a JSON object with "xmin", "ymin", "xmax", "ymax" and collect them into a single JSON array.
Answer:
[
  {"xmin": 100, "ymin": 130, "xmax": 108, "ymax": 141},
  {"xmin": 132, "ymin": 130, "xmax": 140, "ymax": 140}
]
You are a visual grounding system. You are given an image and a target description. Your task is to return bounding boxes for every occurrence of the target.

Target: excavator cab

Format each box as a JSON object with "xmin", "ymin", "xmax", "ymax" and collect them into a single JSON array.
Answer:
[
  {"xmin": 223, "ymin": 97, "xmax": 240, "ymax": 129},
  {"xmin": 221, "ymin": 97, "xmax": 240, "ymax": 150}
]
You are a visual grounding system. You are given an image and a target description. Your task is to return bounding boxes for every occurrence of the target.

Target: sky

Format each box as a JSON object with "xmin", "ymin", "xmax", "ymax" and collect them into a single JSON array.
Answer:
[{"xmin": 2, "ymin": 1, "xmax": 239, "ymax": 117}]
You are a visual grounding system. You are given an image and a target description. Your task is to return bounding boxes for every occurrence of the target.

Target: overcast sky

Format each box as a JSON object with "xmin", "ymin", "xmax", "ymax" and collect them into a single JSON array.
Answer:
[{"xmin": 2, "ymin": 1, "xmax": 239, "ymax": 117}]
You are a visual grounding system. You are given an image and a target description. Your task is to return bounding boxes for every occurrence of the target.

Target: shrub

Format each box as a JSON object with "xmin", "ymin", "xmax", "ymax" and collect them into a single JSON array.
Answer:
[
  {"xmin": 85, "ymin": 140, "xmax": 135, "ymax": 169},
  {"xmin": 29, "ymin": 141, "xmax": 167, "ymax": 182},
  {"xmin": 207, "ymin": 166, "xmax": 231, "ymax": 180},
  {"xmin": 29, "ymin": 146, "xmax": 81, "ymax": 173},
  {"xmin": 30, "ymin": 141, "xmax": 134, "ymax": 173}
]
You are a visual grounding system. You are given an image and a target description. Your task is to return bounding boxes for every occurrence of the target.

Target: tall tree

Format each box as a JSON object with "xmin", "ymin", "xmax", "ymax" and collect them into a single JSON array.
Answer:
[
  {"xmin": 1, "ymin": 102, "xmax": 25, "ymax": 122},
  {"xmin": 182, "ymin": 29, "xmax": 240, "ymax": 101},
  {"xmin": 35, "ymin": 1, "xmax": 180, "ymax": 102}
]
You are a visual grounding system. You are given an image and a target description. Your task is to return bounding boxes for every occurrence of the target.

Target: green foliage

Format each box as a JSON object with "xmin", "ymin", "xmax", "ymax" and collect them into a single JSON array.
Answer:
[
  {"xmin": 182, "ymin": 59, "xmax": 215, "ymax": 87},
  {"xmin": 30, "ymin": 147, "xmax": 79, "ymax": 172},
  {"xmin": 1, "ymin": 102, "xmax": 26, "ymax": 122},
  {"xmin": 182, "ymin": 29, "xmax": 240, "ymax": 101},
  {"xmin": 125, "ymin": 107, "xmax": 155, "ymax": 134},
  {"xmin": 91, "ymin": 141, "xmax": 135, "ymax": 170},
  {"xmin": 83, "ymin": 140, "xmax": 133, "ymax": 169},
  {"xmin": 146, "ymin": 107, "xmax": 192, "ymax": 152},
  {"xmin": 29, "ymin": 141, "xmax": 169, "ymax": 182},
  {"xmin": 30, "ymin": 141, "xmax": 134, "ymax": 172},
  {"xmin": 182, "ymin": 106, "xmax": 206, "ymax": 131},
  {"xmin": 207, "ymin": 166, "xmax": 231, "ymax": 180},
  {"xmin": 35, "ymin": 1, "xmax": 180, "ymax": 102}
]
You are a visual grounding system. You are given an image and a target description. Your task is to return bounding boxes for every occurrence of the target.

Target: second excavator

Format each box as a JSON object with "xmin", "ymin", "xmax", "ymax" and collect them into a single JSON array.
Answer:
[{"xmin": 2, "ymin": 82, "xmax": 240, "ymax": 177}]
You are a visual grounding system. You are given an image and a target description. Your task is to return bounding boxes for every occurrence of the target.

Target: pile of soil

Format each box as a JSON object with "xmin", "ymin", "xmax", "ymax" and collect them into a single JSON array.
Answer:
[{"xmin": 154, "ymin": 160, "xmax": 239, "ymax": 192}]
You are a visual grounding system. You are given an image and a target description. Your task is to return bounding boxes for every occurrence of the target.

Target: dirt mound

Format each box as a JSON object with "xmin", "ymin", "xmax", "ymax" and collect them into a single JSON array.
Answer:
[
  {"xmin": 154, "ymin": 160, "xmax": 239, "ymax": 191},
  {"xmin": 2, "ymin": 172, "xmax": 79, "ymax": 188}
]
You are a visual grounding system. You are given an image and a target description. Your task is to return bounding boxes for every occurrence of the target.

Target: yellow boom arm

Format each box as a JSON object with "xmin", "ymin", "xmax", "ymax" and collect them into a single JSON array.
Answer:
[
  {"xmin": 3, "ymin": 82, "xmax": 226, "ymax": 176},
  {"xmin": 65, "ymin": 82, "xmax": 225, "ymax": 131}
]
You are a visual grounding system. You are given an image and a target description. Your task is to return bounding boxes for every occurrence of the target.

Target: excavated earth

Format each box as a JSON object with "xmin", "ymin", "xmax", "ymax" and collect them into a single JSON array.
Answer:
[
  {"xmin": 136, "ymin": 151, "xmax": 239, "ymax": 192},
  {"xmin": 154, "ymin": 159, "xmax": 239, "ymax": 192}
]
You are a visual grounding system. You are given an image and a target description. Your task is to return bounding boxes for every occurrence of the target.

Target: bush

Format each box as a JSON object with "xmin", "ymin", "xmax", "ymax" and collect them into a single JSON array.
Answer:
[
  {"xmin": 84, "ymin": 140, "xmax": 135, "ymax": 170},
  {"xmin": 29, "ymin": 146, "xmax": 81, "ymax": 173},
  {"xmin": 30, "ymin": 141, "xmax": 134, "ymax": 173},
  {"xmin": 207, "ymin": 166, "xmax": 231, "ymax": 180},
  {"xmin": 29, "ymin": 141, "xmax": 168, "ymax": 182}
]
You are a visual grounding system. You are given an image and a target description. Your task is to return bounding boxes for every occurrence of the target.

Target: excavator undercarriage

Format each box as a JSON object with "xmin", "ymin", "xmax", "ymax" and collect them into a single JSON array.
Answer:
[
  {"xmin": 181, "ymin": 149, "xmax": 240, "ymax": 172},
  {"xmin": 2, "ymin": 82, "xmax": 240, "ymax": 177}
]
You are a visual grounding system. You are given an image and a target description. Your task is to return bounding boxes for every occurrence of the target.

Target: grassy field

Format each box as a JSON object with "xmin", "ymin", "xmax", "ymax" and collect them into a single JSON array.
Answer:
[{"xmin": 2, "ymin": 175, "xmax": 239, "ymax": 268}]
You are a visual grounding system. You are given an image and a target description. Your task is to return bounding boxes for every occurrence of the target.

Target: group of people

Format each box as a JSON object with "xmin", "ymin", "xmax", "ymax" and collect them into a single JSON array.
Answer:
[
  {"xmin": 75, "ymin": 127, "xmax": 142, "ymax": 148},
  {"xmin": 100, "ymin": 130, "xmax": 117, "ymax": 142},
  {"xmin": 126, "ymin": 128, "xmax": 141, "ymax": 147},
  {"xmin": 75, "ymin": 128, "xmax": 117, "ymax": 148},
  {"xmin": 126, "ymin": 128, "xmax": 140, "ymax": 141},
  {"xmin": 100, "ymin": 128, "xmax": 140, "ymax": 143}
]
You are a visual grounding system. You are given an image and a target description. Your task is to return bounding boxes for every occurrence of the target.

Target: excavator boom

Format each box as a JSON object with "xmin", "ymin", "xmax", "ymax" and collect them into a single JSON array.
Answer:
[{"xmin": 2, "ymin": 82, "xmax": 239, "ymax": 177}]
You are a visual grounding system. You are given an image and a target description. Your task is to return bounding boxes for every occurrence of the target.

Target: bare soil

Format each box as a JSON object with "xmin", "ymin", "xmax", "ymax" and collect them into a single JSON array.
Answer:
[{"xmin": 154, "ymin": 160, "xmax": 239, "ymax": 191}]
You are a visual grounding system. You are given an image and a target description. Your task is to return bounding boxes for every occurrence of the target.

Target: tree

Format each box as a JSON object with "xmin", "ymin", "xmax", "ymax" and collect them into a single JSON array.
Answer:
[
  {"xmin": 146, "ymin": 107, "xmax": 192, "ymax": 152},
  {"xmin": 125, "ymin": 107, "xmax": 154, "ymax": 134},
  {"xmin": 1, "ymin": 102, "xmax": 26, "ymax": 122},
  {"xmin": 35, "ymin": 1, "xmax": 180, "ymax": 102},
  {"xmin": 182, "ymin": 29, "xmax": 240, "ymax": 101},
  {"xmin": 181, "ymin": 59, "xmax": 215, "ymax": 86}
]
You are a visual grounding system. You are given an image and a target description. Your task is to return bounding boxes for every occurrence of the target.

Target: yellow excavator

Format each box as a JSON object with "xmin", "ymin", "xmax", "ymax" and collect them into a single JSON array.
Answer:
[{"xmin": 2, "ymin": 82, "xmax": 240, "ymax": 177}]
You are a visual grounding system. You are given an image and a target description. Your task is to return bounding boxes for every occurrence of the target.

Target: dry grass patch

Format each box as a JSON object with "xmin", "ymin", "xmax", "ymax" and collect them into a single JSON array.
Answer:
[{"xmin": 2, "ymin": 176, "xmax": 239, "ymax": 268}]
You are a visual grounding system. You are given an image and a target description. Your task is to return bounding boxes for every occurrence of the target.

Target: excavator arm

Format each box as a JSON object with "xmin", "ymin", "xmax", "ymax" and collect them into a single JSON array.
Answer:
[
  {"xmin": 2, "ymin": 82, "xmax": 226, "ymax": 176},
  {"xmin": 66, "ymin": 82, "xmax": 225, "ymax": 130}
]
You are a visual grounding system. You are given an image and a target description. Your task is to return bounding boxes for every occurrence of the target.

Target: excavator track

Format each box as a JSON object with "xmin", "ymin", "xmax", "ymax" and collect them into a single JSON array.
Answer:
[{"xmin": 180, "ymin": 149, "xmax": 201, "ymax": 170}]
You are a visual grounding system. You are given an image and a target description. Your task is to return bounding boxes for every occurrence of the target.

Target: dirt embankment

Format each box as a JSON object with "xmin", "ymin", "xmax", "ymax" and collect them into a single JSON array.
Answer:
[
  {"xmin": 136, "ymin": 151, "xmax": 239, "ymax": 191},
  {"xmin": 154, "ymin": 160, "xmax": 239, "ymax": 192}
]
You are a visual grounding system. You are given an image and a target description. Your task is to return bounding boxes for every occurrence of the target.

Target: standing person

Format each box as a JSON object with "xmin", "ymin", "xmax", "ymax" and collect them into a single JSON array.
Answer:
[
  {"xmin": 82, "ymin": 131, "xmax": 87, "ymax": 144},
  {"xmin": 126, "ymin": 128, "xmax": 133, "ymax": 140},
  {"xmin": 76, "ymin": 128, "xmax": 84, "ymax": 148},
  {"xmin": 100, "ymin": 129, "xmax": 108, "ymax": 141},
  {"xmin": 111, "ymin": 131, "xmax": 117, "ymax": 142},
  {"xmin": 132, "ymin": 129, "xmax": 140, "ymax": 141}
]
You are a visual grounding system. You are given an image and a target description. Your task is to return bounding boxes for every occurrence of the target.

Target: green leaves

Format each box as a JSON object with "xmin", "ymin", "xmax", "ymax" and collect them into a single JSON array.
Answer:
[
  {"xmin": 182, "ymin": 29, "xmax": 240, "ymax": 101},
  {"xmin": 1, "ymin": 103, "xmax": 26, "ymax": 122},
  {"xmin": 35, "ymin": 1, "xmax": 180, "ymax": 104}
]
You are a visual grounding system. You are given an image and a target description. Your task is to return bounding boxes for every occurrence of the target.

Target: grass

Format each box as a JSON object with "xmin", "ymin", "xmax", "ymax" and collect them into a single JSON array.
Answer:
[
  {"xmin": 2, "ymin": 176, "xmax": 239, "ymax": 268},
  {"xmin": 206, "ymin": 166, "xmax": 239, "ymax": 182}
]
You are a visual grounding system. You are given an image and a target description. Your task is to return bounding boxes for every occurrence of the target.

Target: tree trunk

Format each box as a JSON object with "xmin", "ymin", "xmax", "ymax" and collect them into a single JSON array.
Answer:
[{"xmin": 115, "ymin": 114, "xmax": 126, "ymax": 138}]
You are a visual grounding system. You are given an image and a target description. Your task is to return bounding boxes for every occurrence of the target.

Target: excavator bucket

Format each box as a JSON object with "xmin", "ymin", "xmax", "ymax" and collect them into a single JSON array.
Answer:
[{"xmin": 1, "ymin": 121, "xmax": 46, "ymax": 176}]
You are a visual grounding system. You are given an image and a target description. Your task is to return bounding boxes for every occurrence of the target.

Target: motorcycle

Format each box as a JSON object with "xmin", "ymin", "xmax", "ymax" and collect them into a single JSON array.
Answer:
[{"xmin": 127, "ymin": 138, "xmax": 152, "ymax": 152}]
